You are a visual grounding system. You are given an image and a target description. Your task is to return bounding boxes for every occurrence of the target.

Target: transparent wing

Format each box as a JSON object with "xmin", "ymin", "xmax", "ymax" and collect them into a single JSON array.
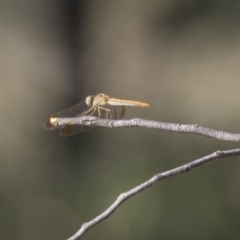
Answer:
[
  {"xmin": 44, "ymin": 101, "xmax": 127, "ymax": 137},
  {"xmin": 59, "ymin": 121, "xmax": 95, "ymax": 136},
  {"xmin": 59, "ymin": 106, "xmax": 126, "ymax": 137},
  {"xmin": 110, "ymin": 106, "xmax": 126, "ymax": 119},
  {"xmin": 43, "ymin": 101, "xmax": 90, "ymax": 130},
  {"xmin": 59, "ymin": 105, "xmax": 99, "ymax": 137}
]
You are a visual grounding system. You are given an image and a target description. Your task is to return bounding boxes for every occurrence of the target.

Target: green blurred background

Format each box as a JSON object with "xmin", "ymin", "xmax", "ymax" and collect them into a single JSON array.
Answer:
[{"xmin": 1, "ymin": 0, "xmax": 240, "ymax": 239}]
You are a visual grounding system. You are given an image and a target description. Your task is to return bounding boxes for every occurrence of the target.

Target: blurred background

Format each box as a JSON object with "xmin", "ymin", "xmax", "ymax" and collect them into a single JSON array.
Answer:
[{"xmin": 1, "ymin": 0, "xmax": 240, "ymax": 239}]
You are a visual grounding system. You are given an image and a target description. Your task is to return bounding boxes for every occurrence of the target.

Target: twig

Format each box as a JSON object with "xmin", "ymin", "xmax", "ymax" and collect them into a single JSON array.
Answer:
[
  {"xmin": 67, "ymin": 148, "xmax": 240, "ymax": 240},
  {"xmin": 53, "ymin": 116, "xmax": 240, "ymax": 142}
]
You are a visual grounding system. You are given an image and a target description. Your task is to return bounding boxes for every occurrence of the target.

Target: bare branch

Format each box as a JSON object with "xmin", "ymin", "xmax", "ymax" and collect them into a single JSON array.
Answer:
[
  {"xmin": 54, "ymin": 116, "xmax": 240, "ymax": 142},
  {"xmin": 67, "ymin": 148, "xmax": 240, "ymax": 240}
]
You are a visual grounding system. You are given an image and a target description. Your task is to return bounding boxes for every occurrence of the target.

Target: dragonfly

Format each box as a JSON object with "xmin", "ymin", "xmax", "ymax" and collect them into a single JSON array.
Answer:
[{"xmin": 43, "ymin": 93, "xmax": 149, "ymax": 137}]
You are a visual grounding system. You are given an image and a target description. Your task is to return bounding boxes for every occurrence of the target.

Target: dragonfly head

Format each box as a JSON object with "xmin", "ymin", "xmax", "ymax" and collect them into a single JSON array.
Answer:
[{"xmin": 85, "ymin": 95, "xmax": 95, "ymax": 106}]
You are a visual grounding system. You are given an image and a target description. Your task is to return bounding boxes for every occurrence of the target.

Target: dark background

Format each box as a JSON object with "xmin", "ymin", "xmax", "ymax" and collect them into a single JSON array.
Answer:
[{"xmin": 1, "ymin": 1, "xmax": 240, "ymax": 239}]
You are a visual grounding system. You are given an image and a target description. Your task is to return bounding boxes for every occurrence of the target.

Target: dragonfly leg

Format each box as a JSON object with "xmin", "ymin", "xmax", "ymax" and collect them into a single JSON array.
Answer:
[
  {"xmin": 76, "ymin": 105, "xmax": 95, "ymax": 118},
  {"xmin": 80, "ymin": 106, "xmax": 96, "ymax": 126},
  {"xmin": 98, "ymin": 106, "xmax": 111, "ymax": 118},
  {"xmin": 88, "ymin": 106, "xmax": 97, "ymax": 116}
]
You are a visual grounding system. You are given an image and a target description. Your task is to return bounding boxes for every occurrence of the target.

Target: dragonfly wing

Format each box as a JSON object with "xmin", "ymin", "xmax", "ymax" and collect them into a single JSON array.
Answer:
[
  {"xmin": 44, "ymin": 102, "xmax": 126, "ymax": 137},
  {"xmin": 96, "ymin": 106, "xmax": 126, "ymax": 119},
  {"xmin": 59, "ymin": 124, "xmax": 94, "ymax": 137},
  {"xmin": 58, "ymin": 105, "xmax": 97, "ymax": 137},
  {"xmin": 59, "ymin": 106, "xmax": 126, "ymax": 136},
  {"xmin": 43, "ymin": 101, "xmax": 89, "ymax": 130},
  {"xmin": 112, "ymin": 106, "xmax": 126, "ymax": 119}
]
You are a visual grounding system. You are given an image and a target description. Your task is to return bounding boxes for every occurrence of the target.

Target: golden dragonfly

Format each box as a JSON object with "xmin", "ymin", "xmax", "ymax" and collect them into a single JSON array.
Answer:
[{"xmin": 43, "ymin": 93, "xmax": 149, "ymax": 137}]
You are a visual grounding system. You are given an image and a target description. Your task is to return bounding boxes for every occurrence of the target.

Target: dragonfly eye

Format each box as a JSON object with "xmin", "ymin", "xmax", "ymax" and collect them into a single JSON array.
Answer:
[{"xmin": 85, "ymin": 95, "xmax": 94, "ymax": 106}]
